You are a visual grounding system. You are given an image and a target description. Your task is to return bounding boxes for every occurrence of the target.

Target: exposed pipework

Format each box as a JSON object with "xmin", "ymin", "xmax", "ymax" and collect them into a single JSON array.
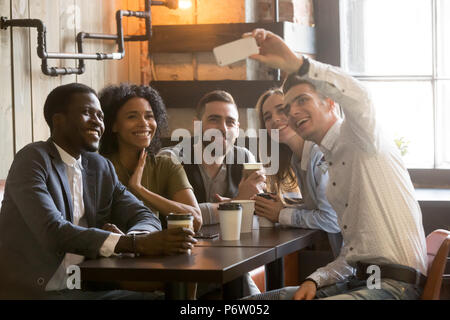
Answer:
[{"xmin": 0, "ymin": 0, "xmax": 178, "ymax": 76}]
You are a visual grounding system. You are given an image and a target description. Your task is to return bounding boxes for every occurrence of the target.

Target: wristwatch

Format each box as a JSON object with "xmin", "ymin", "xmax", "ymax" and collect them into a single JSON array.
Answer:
[{"xmin": 297, "ymin": 56, "xmax": 310, "ymax": 77}]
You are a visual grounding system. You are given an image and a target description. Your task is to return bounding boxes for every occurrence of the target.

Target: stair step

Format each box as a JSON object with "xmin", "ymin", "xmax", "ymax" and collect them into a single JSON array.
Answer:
[
  {"xmin": 151, "ymin": 80, "xmax": 282, "ymax": 109},
  {"xmin": 150, "ymin": 22, "xmax": 315, "ymax": 54}
]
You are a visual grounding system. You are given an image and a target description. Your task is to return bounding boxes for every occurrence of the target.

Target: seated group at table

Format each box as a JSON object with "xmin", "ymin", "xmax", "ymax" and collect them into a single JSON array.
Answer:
[{"xmin": 0, "ymin": 28, "xmax": 427, "ymax": 300}]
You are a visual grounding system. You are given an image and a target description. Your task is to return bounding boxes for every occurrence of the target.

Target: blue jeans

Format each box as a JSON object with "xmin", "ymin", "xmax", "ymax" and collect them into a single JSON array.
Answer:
[
  {"xmin": 246, "ymin": 277, "xmax": 423, "ymax": 300},
  {"xmin": 44, "ymin": 289, "xmax": 165, "ymax": 300}
]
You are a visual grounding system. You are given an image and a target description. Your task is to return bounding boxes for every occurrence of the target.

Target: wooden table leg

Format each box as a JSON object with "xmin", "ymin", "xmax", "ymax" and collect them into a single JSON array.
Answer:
[
  {"xmin": 165, "ymin": 282, "xmax": 187, "ymax": 300},
  {"xmin": 265, "ymin": 257, "xmax": 285, "ymax": 291},
  {"xmin": 222, "ymin": 276, "xmax": 244, "ymax": 299}
]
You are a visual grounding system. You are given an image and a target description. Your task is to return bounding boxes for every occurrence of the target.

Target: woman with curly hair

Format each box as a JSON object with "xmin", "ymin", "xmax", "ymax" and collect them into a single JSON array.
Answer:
[
  {"xmin": 98, "ymin": 83, "xmax": 202, "ymax": 232},
  {"xmin": 254, "ymin": 87, "xmax": 341, "ymax": 255}
]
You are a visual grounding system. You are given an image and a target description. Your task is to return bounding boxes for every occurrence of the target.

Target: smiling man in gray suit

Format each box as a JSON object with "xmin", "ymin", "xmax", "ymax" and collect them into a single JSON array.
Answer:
[{"xmin": 0, "ymin": 83, "xmax": 197, "ymax": 299}]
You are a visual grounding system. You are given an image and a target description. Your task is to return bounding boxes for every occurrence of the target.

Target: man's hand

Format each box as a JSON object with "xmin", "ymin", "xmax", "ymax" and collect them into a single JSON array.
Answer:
[
  {"xmin": 293, "ymin": 280, "xmax": 317, "ymax": 300},
  {"xmin": 235, "ymin": 171, "xmax": 266, "ymax": 200},
  {"xmin": 252, "ymin": 193, "xmax": 283, "ymax": 223},
  {"xmin": 243, "ymin": 29, "xmax": 303, "ymax": 74},
  {"xmin": 214, "ymin": 194, "xmax": 231, "ymax": 203},
  {"xmin": 136, "ymin": 227, "xmax": 197, "ymax": 256}
]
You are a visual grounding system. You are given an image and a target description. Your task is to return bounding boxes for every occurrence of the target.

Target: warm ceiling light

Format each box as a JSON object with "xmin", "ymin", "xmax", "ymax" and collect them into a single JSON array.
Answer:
[
  {"xmin": 178, "ymin": 0, "xmax": 192, "ymax": 10},
  {"xmin": 152, "ymin": 0, "xmax": 191, "ymax": 10}
]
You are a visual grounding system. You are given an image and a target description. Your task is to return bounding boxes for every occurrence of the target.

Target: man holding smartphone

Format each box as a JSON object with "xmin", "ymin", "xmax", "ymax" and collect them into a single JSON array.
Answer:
[{"xmin": 244, "ymin": 29, "xmax": 427, "ymax": 300}]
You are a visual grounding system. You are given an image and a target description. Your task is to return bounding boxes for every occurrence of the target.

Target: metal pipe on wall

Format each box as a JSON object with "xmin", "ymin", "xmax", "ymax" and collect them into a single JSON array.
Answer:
[
  {"xmin": 0, "ymin": 0, "xmax": 169, "ymax": 76},
  {"xmin": 273, "ymin": 0, "xmax": 280, "ymax": 80},
  {"xmin": 273, "ymin": 0, "xmax": 279, "ymax": 23}
]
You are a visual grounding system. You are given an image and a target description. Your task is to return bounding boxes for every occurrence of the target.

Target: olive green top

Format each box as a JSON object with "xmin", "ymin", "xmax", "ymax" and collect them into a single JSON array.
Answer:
[{"xmin": 108, "ymin": 153, "xmax": 193, "ymax": 213}]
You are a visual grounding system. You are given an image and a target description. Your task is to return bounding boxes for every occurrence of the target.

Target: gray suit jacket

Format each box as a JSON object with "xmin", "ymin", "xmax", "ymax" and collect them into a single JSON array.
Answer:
[{"xmin": 0, "ymin": 139, "xmax": 161, "ymax": 298}]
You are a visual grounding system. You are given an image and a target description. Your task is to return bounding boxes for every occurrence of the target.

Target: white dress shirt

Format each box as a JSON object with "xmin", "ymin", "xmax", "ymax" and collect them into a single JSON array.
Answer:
[
  {"xmin": 299, "ymin": 59, "xmax": 428, "ymax": 288},
  {"xmin": 46, "ymin": 143, "xmax": 121, "ymax": 291}
]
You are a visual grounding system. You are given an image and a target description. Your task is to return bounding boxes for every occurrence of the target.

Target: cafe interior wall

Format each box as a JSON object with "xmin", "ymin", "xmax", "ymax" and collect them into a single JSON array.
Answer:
[
  {"xmin": 1, "ymin": 0, "xmax": 448, "ymax": 294},
  {"xmin": 0, "ymin": 0, "xmax": 141, "ymax": 179},
  {"xmin": 147, "ymin": 0, "xmax": 315, "ymax": 137},
  {"xmin": 0, "ymin": 0, "xmax": 319, "ymax": 288},
  {"xmin": 0, "ymin": 0, "xmax": 313, "ymax": 179}
]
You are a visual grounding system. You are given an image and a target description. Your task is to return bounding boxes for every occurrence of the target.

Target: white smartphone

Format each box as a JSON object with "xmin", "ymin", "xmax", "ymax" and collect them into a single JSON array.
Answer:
[{"xmin": 213, "ymin": 37, "xmax": 259, "ymax": 67}]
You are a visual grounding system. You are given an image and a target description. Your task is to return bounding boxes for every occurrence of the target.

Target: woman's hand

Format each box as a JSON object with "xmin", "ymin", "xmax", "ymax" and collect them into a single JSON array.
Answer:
[
  {"xmin": 128, "ymin": 149, "xmax": 147, "ymax": 194},
  {"xmin": 253, "ymin": 193, "xmax": 284, "ymax": 223}
]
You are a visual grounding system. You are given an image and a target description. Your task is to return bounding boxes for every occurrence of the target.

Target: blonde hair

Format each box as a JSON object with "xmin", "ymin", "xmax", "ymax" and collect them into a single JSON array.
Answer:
[{"xmin": 255, "ymin": 88, "xmax": 298, "ymax": 195}]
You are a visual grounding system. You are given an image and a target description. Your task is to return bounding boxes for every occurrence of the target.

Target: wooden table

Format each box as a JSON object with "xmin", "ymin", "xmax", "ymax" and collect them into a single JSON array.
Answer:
[
  {"xmin": 196, "ymin": 224, "xmax": 319, "ymax": 291},
  {"xmin": 80, "ymin": 246, "xmax": 275, "ymax": 299},
  {"xmin": 79, "ymin": 225, "xmax": 319, "ymax": 299}
]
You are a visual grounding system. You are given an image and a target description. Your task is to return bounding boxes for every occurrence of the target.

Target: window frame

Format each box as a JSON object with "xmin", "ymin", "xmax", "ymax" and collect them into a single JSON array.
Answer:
[{"xmin": 313, "ymin": 0, "xmax": 450, "ymax": 187}]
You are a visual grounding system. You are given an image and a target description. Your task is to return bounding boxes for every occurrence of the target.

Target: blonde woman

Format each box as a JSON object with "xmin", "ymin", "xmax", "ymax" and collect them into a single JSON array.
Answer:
[{"xmin": 254, "ymin": 87, "xmax": 341, "ymax": 256}]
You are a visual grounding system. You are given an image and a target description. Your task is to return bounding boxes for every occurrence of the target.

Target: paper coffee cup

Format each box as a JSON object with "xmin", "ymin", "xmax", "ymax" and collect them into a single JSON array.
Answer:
[
  {"xmin": 231, "ymin": 200, "xmax": 255, "ymax": 233},
  {"xmin": 167, "ymin": 214, "xmax": 194, "ymax": 254},
  {"xmin": 218, "ymin": 203, "xmax": 242, "ymax": 241},
  {"xmin": 166, "ymin": 214, "xmax": 194, "ymax": 231},
  {"xmin": 242, "ymin": 163, "xmax": 263, "ymax": 179},
  {"xmin": 258, "ymin": 216, "xmax": 275, "ymax": 228}
]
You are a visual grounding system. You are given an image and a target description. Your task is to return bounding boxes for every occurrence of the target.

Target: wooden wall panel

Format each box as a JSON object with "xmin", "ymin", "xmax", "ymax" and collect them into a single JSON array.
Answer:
[
  {"xmin": 0, "ymin": 0, "xmax": 14, "ymax": 179},
  {"xmin": 127, "ymin": 0, "xmax": 142, "ymax": 84},
  {"xmin": 11, "ymin": 0, "xmax": 33, "ymax": 151},
  {"xmin": 104, "ymin": 0, "xmax": 130, "ymax": 88},
  {"xmin": 196, "ymin": 52, "xmax": 246, "ymax": 80},
  {"xmin": 0, "ymin": 1, "xmax": 133, "ymax": 179},
  {"xmin": 29, "ymin": 0, "xmax": 61, "ymax": 143},
  {"xmin": 103, "ymin": 0, "xmax": 125, "ymax": 87},
  {"xmin": 153, "ymin": 53, "xmax": 194, "ymax": 80},
  {"xmin": 59, "ymin": 0, "xmax": 77, "ymax": 86},
  {"xmin": 151, "ymin": 4, "xmax": 194, "ymax": 25},
  {"xmin": 197, "ymin": 0, "xmax": 246, "ymax": 24},
  {"xmin": 76, "ymin": 0, "xmax": 105, "ymax": 91}
]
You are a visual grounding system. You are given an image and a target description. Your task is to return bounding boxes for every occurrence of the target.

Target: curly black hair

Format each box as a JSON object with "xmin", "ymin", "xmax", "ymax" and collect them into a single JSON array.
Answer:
[
  {"xmin": 44, "ymin": 83, "xmax": 97, "ymax": 132},
  {"xmin": 98, "ymin": 83, "xmax": 169, "ymax": 156}
]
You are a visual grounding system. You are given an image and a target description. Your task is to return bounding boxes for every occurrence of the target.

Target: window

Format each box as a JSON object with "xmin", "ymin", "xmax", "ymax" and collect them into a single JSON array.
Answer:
[{"xmin": 340, "ymin": 0, "xmax": 450, "ymax": 169}]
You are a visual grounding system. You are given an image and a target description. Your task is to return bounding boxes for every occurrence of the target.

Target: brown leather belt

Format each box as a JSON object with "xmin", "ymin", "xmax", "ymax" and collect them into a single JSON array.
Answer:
[{"xmin": 355, "ymin": 261, "xmax": 427, "ymax": 288}]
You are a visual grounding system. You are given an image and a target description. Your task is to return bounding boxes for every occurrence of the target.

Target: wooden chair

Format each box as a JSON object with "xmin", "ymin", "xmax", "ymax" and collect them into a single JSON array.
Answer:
[
  {"xmin": 250, "ymin": 229, "xmax": 450, "ymax": 299},
  {"xmin": 422, "ymin": 229, "xmax": 450, "ymax": 300},
  {"xmin": 249, "ymin": 252, "xmax": 301, "ymax": 293},
  {"xmin": 249, "ymin": 266, "xmax": 266, "ymax": 292}
]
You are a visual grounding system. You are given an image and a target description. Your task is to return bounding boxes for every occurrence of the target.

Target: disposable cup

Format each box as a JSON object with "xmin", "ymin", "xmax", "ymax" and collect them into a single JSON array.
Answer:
[
  {"xmin": 242, "ymin": 163, "xmax": 263, "ymax": 179},
  {"xmin": 258, "ymin": 216, "xmax": 275, "ymax": 228},
  {"xmin": 231, "ymin": 200, "xmax": 255, "ymax": 233},
  {"xmin": 218, "ymin": 203, "xmax": 242, "ymax": 241}
]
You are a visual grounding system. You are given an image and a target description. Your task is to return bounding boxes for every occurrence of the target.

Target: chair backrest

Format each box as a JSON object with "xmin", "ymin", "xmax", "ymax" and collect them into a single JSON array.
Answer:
[
  {"xmin": 249, "ymin": 266, "xmax": 266, "ymax": 293},
  {"xmin": 0, "ymin": 179, "xmax": 5, "ymax": 210},
  {"xmin": 421, "ymin": 229, "xmax": 450, "ymax": 300}
]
